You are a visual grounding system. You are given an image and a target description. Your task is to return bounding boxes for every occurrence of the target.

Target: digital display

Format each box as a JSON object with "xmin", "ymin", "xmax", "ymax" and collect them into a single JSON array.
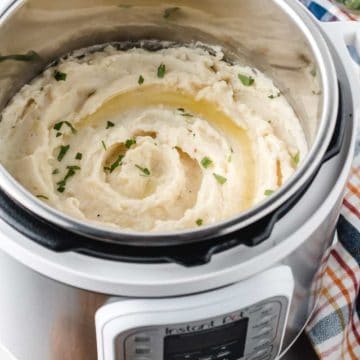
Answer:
[{"xmin": 164, "ymin": 318, "xmax": 249, "ymax": 360}]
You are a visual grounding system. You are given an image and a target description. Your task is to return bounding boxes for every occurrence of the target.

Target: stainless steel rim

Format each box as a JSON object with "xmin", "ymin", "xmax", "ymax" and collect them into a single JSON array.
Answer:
[{"xmin": 0, "ymin": 0, "xmax": 339, "ymax": 245}]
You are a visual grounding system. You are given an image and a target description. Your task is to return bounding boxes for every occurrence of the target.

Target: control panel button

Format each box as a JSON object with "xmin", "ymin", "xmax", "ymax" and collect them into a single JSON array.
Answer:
[
  {"xmin": 135, "ymin": 347, "xmax": 151, "ymax": 355},
  {"xmin": 134, "ymin": 335, "xmax": 151, "ymax": 342}
]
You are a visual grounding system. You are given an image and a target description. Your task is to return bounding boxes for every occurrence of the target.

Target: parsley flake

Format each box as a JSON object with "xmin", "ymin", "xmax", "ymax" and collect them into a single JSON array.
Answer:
[
  {"xmin": 52, "ymin": 169, "xmax": 59, "ymax": 175},
  {"xmin": 107, "ymin": 154, "xmax": 124, "ymax": 173},
  {"xmin": 101, "ymin": 140, "xmax": 107, "ymax": 151},
  {"xmin": 196, "ymin": 218, "xmax": 203, "ymax": 226},
  {"xmin": 292, "ymin": 151, "xmax": 300, "ymax": 166},
  {"xmin": 53, "ymin": 121, "xmax": 76, "ymax": 134},
  {"xmin": 138, "ymin": 75, "xmax": 144, "ymax": 85},
  {"xmin": 75, "ymin": 152, "xmax": 82, "ymax": 160},
  {"xmin": 238, "ymin": 73, "xmax": 255, "ymax": 86},
  {"xmin": 36, "ymin": 195, "xmax": 49, "ymax": 200},
  {"xmin": 201, "ymin": 157, "xmax": 213, "ymax": 169},
  {"xmin": 57, "ymin": 145, "xmax": 70, "ymax": 161},
  {"xmin": 56, "ymin": 132, "xmax": 62, "ymax": 137},
  {"xmin": 213, "ymin": 173, "xmax": 227, "ymax": 185},
  {"xmin": 54, "ymin": 70, "xmax": 67, "ymax": 81},
  {"xmin": 125, "ymin": 138, "xmax": 136, "ymax": 149},
  {"xmin": 56, "ymin": 165, "xmax": 80, "ymax": 193},
  {"xmin": 268, "ymin": 92, "xmax": 281, "ymax": 99},
  {"xmin": 135, "ymin": 164, "xmax": 150, "ymax": 176},
  {"xmin": 264, "ymin": 189, "xmax": 274, "ymax": 196},
  {"xmin": 106, "ymin": 121, "xmax": 115, "ymax": 129},
  {"xmin": 157, "ymin": 63, "xmax": 166, "ymax": 78}
]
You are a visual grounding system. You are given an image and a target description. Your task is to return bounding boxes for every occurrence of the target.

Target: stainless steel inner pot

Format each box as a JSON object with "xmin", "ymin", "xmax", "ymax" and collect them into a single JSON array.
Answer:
[{"xmin": 0, "ymin": 0, "xmax": 338, "ymax": 245}]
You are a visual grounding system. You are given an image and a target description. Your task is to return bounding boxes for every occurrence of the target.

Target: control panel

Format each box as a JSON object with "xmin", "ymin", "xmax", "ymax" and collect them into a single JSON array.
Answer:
[{"xmin": 96, "ymin": 266, "xmax": 294, "ymax": 360}]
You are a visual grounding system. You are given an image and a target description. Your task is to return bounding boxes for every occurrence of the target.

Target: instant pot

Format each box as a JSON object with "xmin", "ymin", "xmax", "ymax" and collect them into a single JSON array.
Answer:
[{"xmin": 0, "ymin": 1, "xmax": 358, "ymax": 359}]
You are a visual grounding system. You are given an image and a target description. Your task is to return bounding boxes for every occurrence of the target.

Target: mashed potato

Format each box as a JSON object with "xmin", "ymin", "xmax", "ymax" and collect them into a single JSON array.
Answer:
[{"xmin": 0, "ymin": 45, "xmax": 307, "ymax": 231}]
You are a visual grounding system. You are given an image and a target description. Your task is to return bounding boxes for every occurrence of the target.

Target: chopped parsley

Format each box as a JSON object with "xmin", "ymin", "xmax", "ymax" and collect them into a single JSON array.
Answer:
[
  {"xmin": 178, "ymin": 108, "xmax": 193, "ymax": 117},
  {"xmin": 157, "ymin": 63, "xmax": 166, "ymax": 78},
  {"xmin": 135, "ymin": 164, "xmax": 151, "ymax": 176},
  {"xmin": 56, "ymin": 165, "xmax": 80, "ymax": 193},
  {"xmin": 101, "ymin": 140, "xmax": 107, "ymax": 151},
  {"xmin": 52, "ymin": 168, "xmax": 59, "ymax": 175},
  {"xmin": 292, "ymin": 151, "xmax": 300, "ymax": 166},
  {"xmin": 57, "ymin": 145, "xmax": 70, "ymax": 161},
  {"xmin": 268, "ymin": 92, "xmax": 281, "ymax": 99},
  {"xmin": 201, "ymin": 157, "xmax": 213, "ymax": 169},
  {"xmin": 163, "ymin": 6, "xmax": 180, "ymax": 19},
  {"xmin": 0, "ymin": 50, "xmax": 40, "ymax": 63},
  {"xmin": 56, "ymin": 132, "xmax": 62, "ymax": 137},
  {"xmin": 87, "ymin": 90, "xmax": 96, "ymax": 98},
  {"xmin": 106, "ymin": 121, "xmax": 115, "ymax": 129},
  {"xmin": 75, "ymin": 152, "xmax": 82, "ymax": 160},
  {"xmin": 125, "ymin": 138, "xmax": 136, "ymax": 149},
  {"xmin": 264, "ymin": 189, "xmax": 274, "ymax": 196},
  {"xmin": 196, "ymin": 218, "xmax": 203, "ymax": 226},
  {"xmin": 213, "ymin": 173, "xmax": 227, "ymax": 185},
  {"xmin": 36, "ymin": 195, "xmax": 49, "ymax": 200},
  {"xmin": 54, "ymin": 70, "xmax": 67, "ymax": 81},
  {"xmin": 138, "ymin": 75, "xmax": 144, "ymax": 85},
  {"xmin": 53, "ymin": 121, "xmax": 77, "ymax": 134},
  {"xmin": 238, "ymin": 73, "xmax": 255, "ymax": 86},
  {"xmin": 104, "ymin": 154, "xmax": 124, "ymax": 173},
  {"xmin": 310, "ymin": 67, "xmax": 317, "ymax": 77}
]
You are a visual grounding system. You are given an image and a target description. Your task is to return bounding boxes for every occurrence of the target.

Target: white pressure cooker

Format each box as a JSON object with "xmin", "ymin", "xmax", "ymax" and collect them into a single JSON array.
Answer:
[{"xmin": 0, "ymin": 1, "xmax": 358, "ymax": 360}]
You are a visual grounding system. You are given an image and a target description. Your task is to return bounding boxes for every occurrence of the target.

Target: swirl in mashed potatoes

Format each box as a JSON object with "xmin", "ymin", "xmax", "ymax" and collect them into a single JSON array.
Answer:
[{"xmin": 0, "ymin": 45, "xmax": 307, "ymax": 231}]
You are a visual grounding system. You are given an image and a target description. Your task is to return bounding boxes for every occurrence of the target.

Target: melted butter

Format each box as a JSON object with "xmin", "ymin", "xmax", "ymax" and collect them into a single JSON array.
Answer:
[{"xmin": 79, "ymin": 85, "xmax": 256, "ymax": 210}]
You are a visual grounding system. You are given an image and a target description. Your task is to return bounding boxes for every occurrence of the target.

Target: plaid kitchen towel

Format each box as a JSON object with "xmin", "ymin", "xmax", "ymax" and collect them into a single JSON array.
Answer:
[{"xmin": 299, "ymin": 1, "xmax": 360, "ymax": 359}]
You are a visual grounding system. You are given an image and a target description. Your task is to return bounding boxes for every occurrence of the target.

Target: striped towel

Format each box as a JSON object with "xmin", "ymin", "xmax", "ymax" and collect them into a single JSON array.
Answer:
[{"xmin": 298, "ymin": 1, "xmax": 360, "ymax": 358}]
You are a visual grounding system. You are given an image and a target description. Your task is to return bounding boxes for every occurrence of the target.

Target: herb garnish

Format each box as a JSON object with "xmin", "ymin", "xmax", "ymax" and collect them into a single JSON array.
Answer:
[
  {"xmin": 54, "ymin": 70, "xmax": 67, "ymax": 81},
  {"xmin": 57, "ymin": 145, "xmax": 70, "ymax": 161},
  {"xmin": 0, "ymin": 50, "xmax": 40, "ymax": 63},
  {"xmin": 201, "ymin": 157, "xmax": 213, "ymax": 169},
  {"xmin": 52, "ymin": 169, "xmax": 59, "ymax": 175},
  {"xmin": 138, "ymin": 75, "xmax": 144, "ymax": 85},
  {"xmin": 178, "ymin": 108, "xmax": 193, "ymax": 117},
  {"xmin": 125, "ymin": 138, "xmax": 136, "ymax": 149},
  {"xmin": 75, "ymin": 152, "xmax": 82, "ymax": 160},
  {"xmin": 56, "ymin": 132, "xmax": 62, "ymax": 137},
  {"xmin": 53, "ymin": 121, "xmax": 77, "ymax": 134},
  {"xmin": 268, "ymin": 92, "xmax": 281, "ymax": 99},
  {"xmin": 135, "ymin": 164, "xmax": 151, "ymax": 176},
  {"xmin": 310, "ymin": 67, "xmax": 317, "ymax": 77},
  {"xmin": 196, "ymin": 218, "xmax": 203, "ymax": 226},
  {"xmin": 157, "ymin": 63, "xmax": 166, "ymax": 78},
  {"xmin": 104, "ymin": 154, "xmax": 124, "ymax": 173},
  {"xmin": 36, "ymin": 195, "xmax": 49, "ymax": 200},
  {"xmin": 106, "ymin": 121, "xmax": 115, "ymax": 129},
  {"xmin": 163, "ymin": 6, "xmax": 180, "ymax": 19},
  {"xmin": 56, "ymin": 165, "xmax": 80, "ymax": 193},
  {"xmin": 101, "ymin": 140, "xmax": 107, "ymax": 151},
  {"xmin": 291, "ymin": 151, "xmax": 300, "ymax": 166},
  {"xmin": 213, "ymin": 173, "xmax": 227, "ymax": 185},
  {"xmin": 264, "ymin": 189, "xmax": 274, "ymax": 196},
  {"xmin": 238, "ymin": 73, "xmax": 255, "ymax": 86}
]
